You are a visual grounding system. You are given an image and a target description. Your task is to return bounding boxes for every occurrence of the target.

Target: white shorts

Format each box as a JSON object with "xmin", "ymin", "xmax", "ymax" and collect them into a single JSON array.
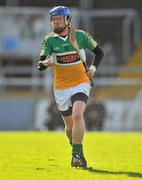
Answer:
[{"xmin": 54, "ymin": 82, "xmax": 91, "ymax": 115}]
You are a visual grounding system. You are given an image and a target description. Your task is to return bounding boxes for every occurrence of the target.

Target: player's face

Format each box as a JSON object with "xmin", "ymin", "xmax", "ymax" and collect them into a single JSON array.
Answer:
[{"xmin": 50, "ymin": 16, "xmax": 66, "ymax": 34}]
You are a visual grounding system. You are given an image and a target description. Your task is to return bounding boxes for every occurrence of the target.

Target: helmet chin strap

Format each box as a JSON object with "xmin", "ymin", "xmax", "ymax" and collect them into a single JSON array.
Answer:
[{"xmin": 65, "ymin": 16, "xmax": 69, "ymax": 26}]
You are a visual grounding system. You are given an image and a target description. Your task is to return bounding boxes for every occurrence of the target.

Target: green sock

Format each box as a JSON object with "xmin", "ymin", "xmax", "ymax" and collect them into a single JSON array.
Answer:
[{"xmin": 72, "ymin": 144, "xmax": 83, "ymax": 156}]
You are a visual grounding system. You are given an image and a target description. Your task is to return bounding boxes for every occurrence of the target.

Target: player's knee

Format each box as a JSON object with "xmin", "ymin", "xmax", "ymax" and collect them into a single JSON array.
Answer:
[{"xmin": 72, "ymin": 112, "xmax": 83, "ymax": 121}]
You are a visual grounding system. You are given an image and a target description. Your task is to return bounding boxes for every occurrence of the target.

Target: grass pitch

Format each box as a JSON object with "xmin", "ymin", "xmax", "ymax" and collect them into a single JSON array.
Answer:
[{"xmin": 0, "ymin": 132, "xmax": 142, "ymax": 180}]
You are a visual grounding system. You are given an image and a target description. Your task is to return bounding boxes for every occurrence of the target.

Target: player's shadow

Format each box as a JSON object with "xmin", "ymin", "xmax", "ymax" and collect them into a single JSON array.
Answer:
[{"xmin": 83, "ymin": 167, "xmax": 142, "ymax": 178}]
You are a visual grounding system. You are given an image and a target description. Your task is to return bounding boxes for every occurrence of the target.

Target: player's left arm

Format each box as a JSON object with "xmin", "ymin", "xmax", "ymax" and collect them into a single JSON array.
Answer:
[
  {"xmin": 83, "ymin": 32, "xmax": 104, "ymax": 76},
  {"xmin": 91, "ymin": 45, "xmax": 104, "ymax": 70}
]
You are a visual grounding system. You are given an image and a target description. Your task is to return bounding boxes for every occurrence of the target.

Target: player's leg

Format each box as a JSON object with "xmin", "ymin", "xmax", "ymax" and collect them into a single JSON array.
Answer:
[
  {"xmin": 54, "ymin": 88, "xmax": 73, "ymax": 145},
  {"xmin": 70, "ymin": 83, "xmax": 91, "ymax": 168},
  {"xmin": 71, "ymin": 99, "xmax": 87, "ymax": 167},
  {"xmin": 62, "ymin": 115, "xmax": 73, "ymax": 145}
]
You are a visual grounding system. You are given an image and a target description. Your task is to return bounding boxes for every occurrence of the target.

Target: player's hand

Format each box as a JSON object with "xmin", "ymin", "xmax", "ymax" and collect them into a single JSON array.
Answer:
[
  {"xmin": 86, "ymin": 65, "xmax": 96, "ymax": 79},
  {"xmin": 86, "ymin": 70, "xmax": 95, "ymax": 79},
  {"xmin": 38, "ymin": 59, "xmax": 53, "ymax": 71},
  {"xmin": 41, "ymin": 59, "xmax": 53, "ymax": 67}
]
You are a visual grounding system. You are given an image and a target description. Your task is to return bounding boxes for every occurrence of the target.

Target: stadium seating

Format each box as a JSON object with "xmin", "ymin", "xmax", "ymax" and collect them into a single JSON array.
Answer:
[
  {"xmin": 95, "ymin": 42, "xmax": 142, "ymax": 99},
  {"xmin": 119, "ymin": 42, "xmax": 142, "ymax": 78}
]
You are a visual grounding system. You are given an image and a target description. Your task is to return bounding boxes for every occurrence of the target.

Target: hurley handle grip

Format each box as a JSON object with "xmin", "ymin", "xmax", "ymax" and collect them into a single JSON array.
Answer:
[{"xmin": 38, "ymin": 62, "xmax": 47, "ymax": 71}]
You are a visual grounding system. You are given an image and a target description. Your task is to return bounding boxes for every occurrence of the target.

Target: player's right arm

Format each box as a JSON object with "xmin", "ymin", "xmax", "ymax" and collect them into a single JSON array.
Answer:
[{"xmin": 38, "ymin": 37, "xmax": 53, "ymax": 71}]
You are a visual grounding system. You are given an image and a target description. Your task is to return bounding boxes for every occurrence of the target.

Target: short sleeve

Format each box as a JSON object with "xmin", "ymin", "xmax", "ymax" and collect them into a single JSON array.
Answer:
[
  {"xmin": 83, "ymin": 32, "xmax": 97, "ymax": 51},
  {"xmin": 40, "ymin": 38, "xmax": 53, "ymax": 56}
]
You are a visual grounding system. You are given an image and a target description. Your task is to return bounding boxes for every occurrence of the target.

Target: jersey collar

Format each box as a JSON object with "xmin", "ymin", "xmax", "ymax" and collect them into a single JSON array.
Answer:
[{"xmin": 52, "ymin": 32, "xmax": 68, "ymax": 41}]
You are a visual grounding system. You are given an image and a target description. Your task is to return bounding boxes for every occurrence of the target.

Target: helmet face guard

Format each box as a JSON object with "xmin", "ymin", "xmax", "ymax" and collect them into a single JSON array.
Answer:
[{"xmin": 49, "ymin": 6, "xmax": 71, "ymax": 22}]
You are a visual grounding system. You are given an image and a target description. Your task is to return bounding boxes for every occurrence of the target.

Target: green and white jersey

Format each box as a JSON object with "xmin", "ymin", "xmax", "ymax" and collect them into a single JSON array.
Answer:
[{"xmin": 40, "ymin": 28, "xmax": 97, "ymax": 89}]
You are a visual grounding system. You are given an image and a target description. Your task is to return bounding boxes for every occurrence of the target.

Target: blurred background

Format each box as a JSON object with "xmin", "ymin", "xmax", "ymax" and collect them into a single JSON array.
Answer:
[{"xmin": 0, "ymin": 0, "xmax": 142, "ymax": 131}]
